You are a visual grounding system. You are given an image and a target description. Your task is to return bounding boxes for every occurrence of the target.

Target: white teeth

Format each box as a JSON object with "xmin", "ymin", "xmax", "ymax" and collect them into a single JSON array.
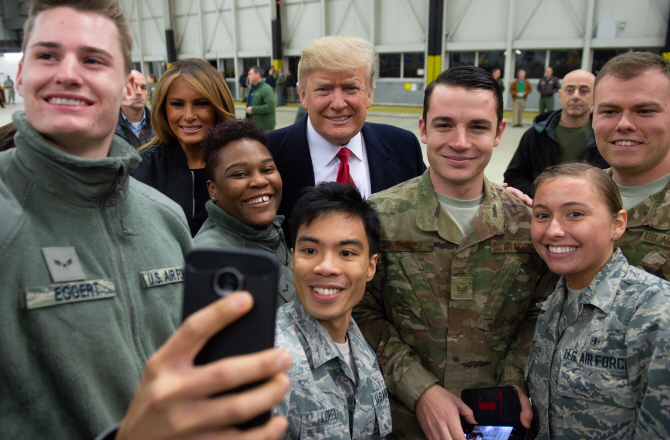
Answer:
[
  {"xmin": 314, "ymin": 287, "xmax": 340, "ymax": 296},
  {"xmin": 548, "ymin": 246, "xmax": 577, "ymax": 254},
  {"xmin": 246, "ymin": 195, "xmax": 270, "ymax": 205},
  {"xmin": 614, "ymin": 140, "xmax": 640, "ymax": 146},
  {"xmin": 49, "ymin": 97, "xmax": 88, "ymax": 106},
  {"xmin": 328, "ymin": 116, "xmax": 349, "ymax": 121},
  {"xmin": 181, "ymin": 126, "xmax": 201, "ymax": 132}
]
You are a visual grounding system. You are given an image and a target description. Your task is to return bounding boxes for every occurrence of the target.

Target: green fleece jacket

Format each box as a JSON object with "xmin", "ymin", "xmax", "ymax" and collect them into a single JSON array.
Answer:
[
  {"xmin": 0, "ymin": 112, "xmax": 192, "ymax": 439},
  {"xmin": 250, "ymin": 80, "xmax": 276, "ymax": 130},
  {"xmin": 194, "ymin": 200, "xmax": 295, "ymax": 306}
]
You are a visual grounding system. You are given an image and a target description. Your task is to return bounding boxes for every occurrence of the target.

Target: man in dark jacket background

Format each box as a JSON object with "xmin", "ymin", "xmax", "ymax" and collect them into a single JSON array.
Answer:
[
  {"xmin": 115, "ymin": 70, "xmax": 154, "ymax": 148},
  {"xmin": 537, "ymin": 66, "xmax": 560, "ymax": 114},
  {"xmin": 504, "ymin": 68, "xmax": 608, "ymax": 196}
]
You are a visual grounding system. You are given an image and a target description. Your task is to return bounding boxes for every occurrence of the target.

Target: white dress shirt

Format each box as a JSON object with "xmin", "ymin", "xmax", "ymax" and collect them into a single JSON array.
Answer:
[{"xmin": 306, "ymin": 117, "xmax": 372, "ymax": 199}]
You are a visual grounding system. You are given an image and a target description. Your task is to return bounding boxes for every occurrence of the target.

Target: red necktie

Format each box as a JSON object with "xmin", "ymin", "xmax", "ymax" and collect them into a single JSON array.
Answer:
[{"xmin": 336, "ymin": 148, "xmax": 356, "ymax": 188}]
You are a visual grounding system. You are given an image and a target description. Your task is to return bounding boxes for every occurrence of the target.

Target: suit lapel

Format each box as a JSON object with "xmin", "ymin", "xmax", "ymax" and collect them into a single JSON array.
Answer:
[
  {"xmin": 271, "ymin": 116, "xmax": 316, "ymax": 216},
  {"xmin": 361, "ymin": 123, "xmax": 399, "ymax": 193}
]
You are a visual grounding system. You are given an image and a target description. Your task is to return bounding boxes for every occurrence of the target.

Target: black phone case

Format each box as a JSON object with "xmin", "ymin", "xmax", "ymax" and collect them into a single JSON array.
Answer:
[
  {"xmin": 461, "ymin": 386, "xmax": 527, "ymax": 439},
  {"xmin": 182, "ymin": 248, "xmax": 279, "ymax": 429}
]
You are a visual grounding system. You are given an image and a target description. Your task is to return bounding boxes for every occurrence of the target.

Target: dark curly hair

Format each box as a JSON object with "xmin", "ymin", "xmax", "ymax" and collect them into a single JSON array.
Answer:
[{"xmin": 201, "ymin": 119, "xmax": 270, "ymax": 181}]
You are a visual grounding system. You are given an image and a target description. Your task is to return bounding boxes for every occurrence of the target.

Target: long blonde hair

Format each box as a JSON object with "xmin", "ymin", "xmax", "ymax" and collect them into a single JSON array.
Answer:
[{"xmin": 139, "ymin": 58, "xmax": 235, "ymax": 151}]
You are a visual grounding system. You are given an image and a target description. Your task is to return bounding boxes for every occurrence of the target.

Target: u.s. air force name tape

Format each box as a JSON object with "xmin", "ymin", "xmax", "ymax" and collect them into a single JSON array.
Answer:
[
  {"xmin": 641, "ymin": 231, "xmax": 670, "ymax": 247},
  {"xmin": 25, "ymin": 280, "xmax": 115, "ymax": 310},
  {"xmin": 140, "ymin": 267, "xmax": 184, "ymax": 288}
]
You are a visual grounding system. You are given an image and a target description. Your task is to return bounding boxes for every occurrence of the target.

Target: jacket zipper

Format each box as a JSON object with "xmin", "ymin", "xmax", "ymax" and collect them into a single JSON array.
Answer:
[
  {"xmin": 99, "ymin": 172, "xmax": 145, "ymax": 370},
  {"xmin": 191, "ymin": 170, "xmax": 195, "ymax": 218}
]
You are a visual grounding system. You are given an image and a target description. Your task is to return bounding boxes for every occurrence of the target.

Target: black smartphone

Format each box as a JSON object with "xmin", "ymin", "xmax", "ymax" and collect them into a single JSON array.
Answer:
[
  {"xmin": 182, "ymin": 248, "xmax": 279, "ymax": 429},
  {"xmin": 461, "ymin": 386, "xmax": 527, "ymax": 440}
]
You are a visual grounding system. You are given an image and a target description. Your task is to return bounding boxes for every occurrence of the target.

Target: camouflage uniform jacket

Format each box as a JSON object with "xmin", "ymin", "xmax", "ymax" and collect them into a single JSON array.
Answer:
[
  {"xmin": 275, "ymin": 297, "xmax": 392, "ymax": 439},
  {"xmin": 353, "ymin": 171, "xmax": 554, "ymax": 428},
  {"xmin": 613, "ymin": 170, "xmax": 670, "ymax": 281},
  {"xmin": 526, "ymin": 249, "xmax": 670, "ymax": 439}
]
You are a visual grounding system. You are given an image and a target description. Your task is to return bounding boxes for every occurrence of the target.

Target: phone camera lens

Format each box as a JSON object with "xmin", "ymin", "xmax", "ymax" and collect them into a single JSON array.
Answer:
[{"xmin": 213, "ymin": 267, "xmax": 244, "ymax": 297}]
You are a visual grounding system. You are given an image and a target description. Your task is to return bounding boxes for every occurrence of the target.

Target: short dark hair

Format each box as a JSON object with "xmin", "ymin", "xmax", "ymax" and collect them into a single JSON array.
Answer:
[
  {"xmin": 594, "ymin": 51, "xmax": 670, "ymax": 92},
  {"xmin": 533, "ymin": 162, "xmax": 622, "ymax": 218},
  {"xmin": 249, "ymin": 66, "xmax": 263, "ymax": 76},
  {"xmin": 423, "ymin": 65, "xmax": 503, "ymax": 126},
  {"xmin": 289, "ymin": 182, "xmax": 381, "ymax": 257},
  {"xmin": 201, "ymin": 119, "xmax": 269, "ymax": 181}
]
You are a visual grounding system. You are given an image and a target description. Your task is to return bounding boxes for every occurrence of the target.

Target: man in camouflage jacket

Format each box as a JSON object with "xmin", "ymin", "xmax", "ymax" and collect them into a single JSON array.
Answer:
[
  {"xmin": 592, "ymin": 52, "xmax": 670, "ymax": 283},
  {"xmin": 526, "ymin": 249, "xmax": 670, "ymax": 438},
  {"xmin": 354, "ymin": 66, "xmax": 555, "ymax": 439},
  {"xmin": 275, "ymin": 183, "xmax": 392, "ymax": 439}
]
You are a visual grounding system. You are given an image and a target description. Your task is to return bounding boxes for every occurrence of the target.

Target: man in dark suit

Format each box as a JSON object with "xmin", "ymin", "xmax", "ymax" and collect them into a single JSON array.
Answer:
[{"xmin": 267, "ymin": 35, "xmax": 426, "ymax": 239}]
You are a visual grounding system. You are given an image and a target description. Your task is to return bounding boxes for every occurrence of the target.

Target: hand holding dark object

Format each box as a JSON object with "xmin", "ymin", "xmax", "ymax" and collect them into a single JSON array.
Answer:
[{"xmin": 116, "ymin": 292, "xmax": 291, "ymax": 440}]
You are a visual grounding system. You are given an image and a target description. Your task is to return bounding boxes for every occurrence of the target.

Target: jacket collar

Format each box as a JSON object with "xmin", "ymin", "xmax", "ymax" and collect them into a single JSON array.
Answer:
[
  {"xmin": 415, "ymin": 169, "xmax": 506, "ymax": 244},
  {"xmin": 288, "ymin": 297, "xmax": 346, "ymax": 370},
  {"xmin": 205, "ymin": 200, "xmax": 289, "ymax": 264},
  {"xmin": 165, "ymin": 140, "xmax": 190, "ymax": 170},
  {"xmin": 533, "ymin": 109, "xmax": 596, "ymax": 148},
  {"xmin": 12, "ymin": 111, "xmax": 140, "ymax": 207},
  {"xmin": 606, "ymin": 168, "xmax": 670, "ymax": 230},
  {"xmin": 540, "ymin": 248, "xmax": 627, "ymax": 316}
]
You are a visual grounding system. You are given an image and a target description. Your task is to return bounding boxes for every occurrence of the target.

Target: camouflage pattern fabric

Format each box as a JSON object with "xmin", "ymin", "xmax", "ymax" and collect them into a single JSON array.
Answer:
[
  {"xmin": 275, "ymin": 297, "xmax": 392, "ymax": 439},
  {"xmin": 608, "ymin": 169, "xmax": 670, "ymax": 281},
  {"xmin": 353, "ymin": 170, "xmax": 556, "ymax": 439},
  {"xmin": 526, "ymin": 249, "xmax": 670, "ymax": 439}
]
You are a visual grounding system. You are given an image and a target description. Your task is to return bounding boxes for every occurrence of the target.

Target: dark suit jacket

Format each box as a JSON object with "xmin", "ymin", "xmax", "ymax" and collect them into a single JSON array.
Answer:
[{"xmin": 267, "ymin": 116, "xmax": 426, "ymax": 242}]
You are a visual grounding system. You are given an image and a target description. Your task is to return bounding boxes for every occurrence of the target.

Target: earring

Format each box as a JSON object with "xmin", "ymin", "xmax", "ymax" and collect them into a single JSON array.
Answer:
[{"xmin": 613, "ymin": 234, "xmax": 618, "ymax": 239}]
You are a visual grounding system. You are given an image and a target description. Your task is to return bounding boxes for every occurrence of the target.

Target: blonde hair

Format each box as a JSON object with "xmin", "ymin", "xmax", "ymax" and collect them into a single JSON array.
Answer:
[
  {"xmin": 139, "ymin": 58, "xmax": 235, "ymax": 151},
  {"xmin": 298, "ymin": 36, "xmax": 377, "ymax": 92},
  {"xmin": 23, "ymin": 0, "xmax": 133, "ymax": 74}
]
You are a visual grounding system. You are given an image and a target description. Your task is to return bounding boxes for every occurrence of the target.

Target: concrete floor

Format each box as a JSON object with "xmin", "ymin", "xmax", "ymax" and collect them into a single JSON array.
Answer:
[{"xmin": 1, "ymin": 103, "xmax": 532, "ymax": 184}]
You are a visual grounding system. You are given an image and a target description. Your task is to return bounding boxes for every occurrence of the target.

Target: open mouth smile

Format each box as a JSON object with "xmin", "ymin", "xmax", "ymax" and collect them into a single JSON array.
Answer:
[
  {"xmin": 245, "ymin": 195, "xmax": 272, "ymax": 206},
  {"xmin": 326, "ymin": 116, "xmax": 351, "ymax": 122},
  {"xmin": 548, "ymin": 246, "xmax": 577, "ymax": 254},
  {"xmin": 613, "ymin": 140, "xmax": 642, "ymax": 147},
  {"xmin": 47, "ymin": 97, "xmax": 91, "ymax": 106}
]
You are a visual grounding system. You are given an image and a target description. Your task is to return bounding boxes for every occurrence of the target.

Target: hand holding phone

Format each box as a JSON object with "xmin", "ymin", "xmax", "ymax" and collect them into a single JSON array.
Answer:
[{"xmin": 116, "ymin": 291, "xmax": 291, "ymax": 440}]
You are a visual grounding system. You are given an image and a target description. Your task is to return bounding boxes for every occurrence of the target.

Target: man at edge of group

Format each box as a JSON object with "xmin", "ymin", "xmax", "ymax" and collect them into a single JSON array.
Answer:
[
  {"xmin": 247, "ymin": 65, "xmax": 276, "ymax": 131},
  {"xmin": 0, "ymin": 1, "xmax": 291, "ymax": 438},
  {"xmin": 593, "ymin": 51, "xmax": 670, "ymax": 283},
  {"xmin": 353, "ymin": 65, "xmax": 555, "ymax": 440},
  {"xmin": 510, "ymin": 69, "xmax": 531, "ymax": 127},
  {"xmin": 267, "ymin": 35, "xmax": 426, "ymax": 242},
  {"xmin": 537, "ymin": 66, "xmax": 559, "ymax": 114},
  {"xmin": 275, "ymin": 182, "xmax": 392, "ymax": 439},
  {"xmin": 504, "ymin": 69, "xmax": 608, "ymax": 197},
  {"xmin": 114, "ymin": 70, "xmax": 154, "ymax": 148}
]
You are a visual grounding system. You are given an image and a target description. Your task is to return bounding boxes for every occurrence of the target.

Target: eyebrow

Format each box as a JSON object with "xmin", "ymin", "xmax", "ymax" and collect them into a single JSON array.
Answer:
[
  {"xmin": 597, "ymin": 101, "xmax": 661, "ymax": 109},
  {"xmin": 224, "ymin": 158, "xmax": 273, "ymax": 173},
  {"xmin": 430, "ymin": 116, "xmax": 492, "ymax": 127},
  {"xmin": 31, "ymin": 41, "xmax": 113, "ymax": 59},
  {"xmin": 533, "ymin": 201, "xmax": 588, "ymax": 209},
  {"xmin": 296, "ymin": 235, "xmax": 365, "ymax": 249}
]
